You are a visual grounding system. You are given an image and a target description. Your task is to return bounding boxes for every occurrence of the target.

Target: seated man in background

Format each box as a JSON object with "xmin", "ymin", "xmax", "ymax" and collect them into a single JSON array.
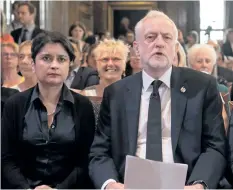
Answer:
[
  {"xmin": 11, "ymin": 2, "xmax": 44, "ymax": 44},
  {"xmin": 89, "ymin": 10, "xmax": 226, "ymax": 190},
  {"xmin": 66, "ymin": 39, "xmax": 99, "ymax": 90}
]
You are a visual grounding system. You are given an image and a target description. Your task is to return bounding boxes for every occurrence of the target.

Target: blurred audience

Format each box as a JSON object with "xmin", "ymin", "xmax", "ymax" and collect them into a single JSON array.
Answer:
[
  {"xmin": 104, "ymin": 31, "xmax": 112, "ymax": 40},
  {"xmin": 85, "ymin": 35, "xmax": 97, "ymax": 46},
  {"xmin": 117, "ymin": 17, "xmax": 133, "ymax": 38},
  {"xmin": 69, "ymin": 22, "xmax": 87, "ymax": 52},
  {"xmin": 7, "ymin": 1, "xmax": 22, "ymax": 33},
  {"xmin": 118, "ymin": 35, "xmax": 126, "ymax": 43},
  {"xmin": 226, "ymin": 59, "xmax": 233, "ymax": 71},
  {"xmin": 85, "ymin": 44, "xmax": 98, "ymax": 70},
  {"xmin": 80, "ymin": 39, "xmax": 129, "ymax": 97},
  {"xmin": 11, "ymin": 2, "xmax": 44, "ymax": 44},
  {"xmin": 0, "ymin": 10, "xmax": 14, "ymax": 43},
  {"xmin": 177, "ymin": 29, "xmax": 187, "ymax": 53},
  {"xmin": 11, "ymin": 40, "xmax": 37, "ymax": 91},
  {"xmin": 125, "ymin": 31, "xmax": 135, "ymax": 47},
  {"xmin": 173, "ymin": 42, "xmax": 187, "ymax": 67},
  {"xmin": 66, "ymin": 40, "xmax": 99, "ymax": 90},
  {"xmin": 125, "ymin": 47, "xmax": 142, "ymax": 77},
  {"xmin": 216, "ymin": 51, "xmax": 226, "ymax": 68},
  {"xmin": 188, "ymin": 44, "xmax": 228, "ymax": 93},
  {"xmin": 1, "ymin": 42, "xmax": 24, "ymax": 88},
  {"xmin": 207, "ymin": 39, "xmax": 220, "ymax": 52},
  {"xmin": 222, "ymin": 28, "xmax": 233, "ymax": 57},
  {"xmin": 186, "ymin": 30, "xmax": 199, "ymax": 50},
  {"xmin": 188, "ymin": 44, "xmax": 230, "ymax": 130}
]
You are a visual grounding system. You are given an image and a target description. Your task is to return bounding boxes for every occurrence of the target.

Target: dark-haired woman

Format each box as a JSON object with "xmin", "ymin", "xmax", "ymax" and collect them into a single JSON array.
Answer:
[
  {"xmin": 68, "ymin": 22, "xmax": 87, "ymax": 52},
  {"xmin": 1, "ymin": 31, "xmax": 95, "ymax": 189}
]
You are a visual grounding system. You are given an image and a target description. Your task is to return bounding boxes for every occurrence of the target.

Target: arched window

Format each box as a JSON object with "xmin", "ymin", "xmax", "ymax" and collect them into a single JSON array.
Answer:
[{"xmin": 200, "ymin": 0, "xmax": 225, "ymax": 43}]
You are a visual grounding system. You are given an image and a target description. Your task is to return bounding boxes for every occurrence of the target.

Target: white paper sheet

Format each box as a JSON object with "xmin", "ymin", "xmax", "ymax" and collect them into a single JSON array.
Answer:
[{"xmin": 124, "ymin": 155, "xmax": 188, "ymax": 189}]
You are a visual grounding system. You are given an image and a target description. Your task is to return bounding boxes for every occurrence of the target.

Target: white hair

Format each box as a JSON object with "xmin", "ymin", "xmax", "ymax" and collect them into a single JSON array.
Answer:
[
  {"xmin": 188, "ymin": 44, "xmax": 217, "ymax": 66},
  {"xmin": 134, "ymin": 10, "xmax": 178, "ymax": 41},
  {"xmin": 188, "ymin": 44, "xmax": 218, "ymax": 78}
]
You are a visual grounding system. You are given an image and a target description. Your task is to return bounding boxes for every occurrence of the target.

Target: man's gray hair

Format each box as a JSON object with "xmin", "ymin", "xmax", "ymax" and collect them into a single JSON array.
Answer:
[{"xmin": 134, "ymin": 10, "xmax": 178, "ymax": 41}]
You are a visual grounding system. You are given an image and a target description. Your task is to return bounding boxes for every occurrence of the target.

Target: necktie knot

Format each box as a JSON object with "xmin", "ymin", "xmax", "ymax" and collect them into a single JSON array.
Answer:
[{"xmin": 151, "ymin": 80, "xmax": 162, "ymax": 93}]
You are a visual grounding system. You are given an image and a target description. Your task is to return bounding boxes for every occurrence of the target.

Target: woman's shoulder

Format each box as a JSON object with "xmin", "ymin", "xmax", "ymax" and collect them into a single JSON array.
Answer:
[{"xmin": 4, "ymin": 87, "xmax": 33, "ymax": 106}]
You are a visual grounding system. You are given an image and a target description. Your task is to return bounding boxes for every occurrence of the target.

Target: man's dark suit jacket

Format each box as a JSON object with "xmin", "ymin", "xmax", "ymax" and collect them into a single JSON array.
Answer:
[
  {"xmin": 218, "ymin": 66, "xmax": 233, "ymax": 83},
  {"xmin": 226, "ymin": 111, "xmax": 233, "ymax": 187},
  {"xmin": 11, "ymin": 26, "xmax": 44, "ymax": 43},
  {"xmin": 70, "ymin": 67, "xmax": 99, "ymax": 90},
  {"xmin": 1, "ymin": 86, "xmax": 95, "ymax": 189},
  {"xmin": 89, "ymin": 67, "xmax": 227, "ymax": 189},
  {"xmin": 222, "ymin": 42, "xmax": 233, "ymax": 57}
]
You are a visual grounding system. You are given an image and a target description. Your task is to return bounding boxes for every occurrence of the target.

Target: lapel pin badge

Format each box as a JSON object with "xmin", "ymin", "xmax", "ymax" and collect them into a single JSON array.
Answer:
[{"xmin": 180, "ymin": 86, "xmax": 186, "ymax": 93}]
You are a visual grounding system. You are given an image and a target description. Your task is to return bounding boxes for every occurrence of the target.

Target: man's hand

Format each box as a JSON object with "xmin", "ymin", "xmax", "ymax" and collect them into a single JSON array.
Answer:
[
  {"xmin": 34, "ymin": 185, "xmax": 53, "ymax": 189},
  {"xmin": 106, "ymin": 182, "xmax": 124, "ymax": 189},
  {"xmin": 184, "ymin": 184, "xmax": 204, "ymax": 189}
]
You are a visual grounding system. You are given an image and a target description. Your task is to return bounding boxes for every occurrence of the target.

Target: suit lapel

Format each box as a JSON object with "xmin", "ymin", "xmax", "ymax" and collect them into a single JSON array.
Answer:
[
  {"xmin": 32, "ymin": 27, "xmax": 40, "ymax": 38},
  {"xmin": 70, "ymin": 68, "xmax": 82, "ymax": 89},
  {"xmin": 171, "ymin": 67, "xmax": 188, "ymax": 160},
  {"xmin": 124, "ymin": 72, "xmax": 142, "ymax": 155}
]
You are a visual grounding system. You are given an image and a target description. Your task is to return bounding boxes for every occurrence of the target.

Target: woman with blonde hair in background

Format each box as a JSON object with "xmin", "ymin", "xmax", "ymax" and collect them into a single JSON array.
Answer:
[
  {"xmin": 79, "ymin": 39, "xmax": 129, "ymax": 97},
  {"xmin": 11, "ymin": 40, "xmax": 37, "ymax": 91},
  {"xmin": 73, "ymin": 39, "xmax": 129, "ymax": 125},
  {"xmin": 1, "ymin": 42, "xmax": 24, "ymax": 87}
]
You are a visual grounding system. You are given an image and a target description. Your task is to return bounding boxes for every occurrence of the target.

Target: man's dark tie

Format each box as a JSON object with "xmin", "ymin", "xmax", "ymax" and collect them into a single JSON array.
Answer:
[
  {"xmin": 21, "ymin": 29, "xmax": 28, "ymax": 43},
  {"xmin": 146, "ymin": 80, "xmax": 163, "ymax": 161}
]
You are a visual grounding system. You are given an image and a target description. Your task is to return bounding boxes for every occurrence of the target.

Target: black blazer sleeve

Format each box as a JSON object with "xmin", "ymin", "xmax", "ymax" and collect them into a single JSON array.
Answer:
[
  {"xmin": 11, "ymin": 28, "xmax": 21, "ymax": 43},
  {"xmin": 32, "ymin": 27, "xmax": 45, "ymax": 39},
  {"xmin": 71, "ymin": 67, "xmax": 99, "ymax": 90},
  {"xmin": 224, "ymin": 111, "xmax": 233, "ymax": 187},
  {"xmin": 217, "ymin": 66, "xmax": 233, "ymax": 83},
  {"xmin": 89, "ymin": 88, "xmax": 119, "ymax": 189},
  {"xmin": 1, "ymin": 98, "xmax": 30, "ymax": 189},
  {"xmin": 222, "ymin": 42, "xmax": 233, "ymax": 57},
  {"xmin": 85, "ymin": 74, "xmax": 99, "ymax": 88},
  {"xmin": 187, "ymin": 77, "xmax": 227, "ymax": 188},
  {"xmin": 56, "ymin": 94, "xmax": 95, "ymax": 189}
]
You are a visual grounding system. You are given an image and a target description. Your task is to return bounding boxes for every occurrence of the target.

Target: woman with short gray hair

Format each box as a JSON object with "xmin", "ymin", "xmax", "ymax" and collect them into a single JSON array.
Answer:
[{"xmin": 188, "ymin": 44, "xmax": 230, "ymax": 132}]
